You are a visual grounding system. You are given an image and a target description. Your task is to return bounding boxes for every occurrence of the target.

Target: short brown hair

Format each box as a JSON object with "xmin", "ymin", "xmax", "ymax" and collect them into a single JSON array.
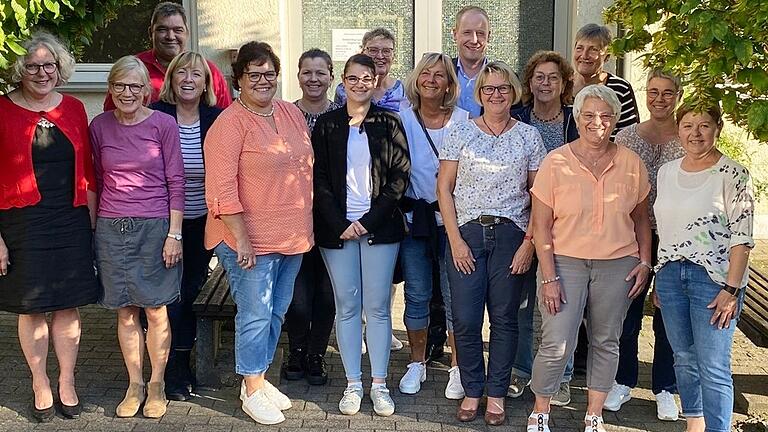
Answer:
[
  {"xmin": 520, "ymin": 51, "xmax": 574, "ymax": 105},
  {"xmin": 151, "ymin": 2, "xmax": 187, "ymax": 28},
  {"xmin": 676, "ymin": 103, "xmax": 724, "ymax": 130},
  {"xmin": 159, "ymin": 51, "xmax": 217, "ymax": 107},
  {"xmin": 231, "ymin": 41, "xmax": 280, "ymax": 91},
  {"xmin": 455, "ymin": 5, "xmax": 489, "ymax": 26},
  {"xmin": 298, "ymin": 48, "xmax": 333, "ymax": 77}
]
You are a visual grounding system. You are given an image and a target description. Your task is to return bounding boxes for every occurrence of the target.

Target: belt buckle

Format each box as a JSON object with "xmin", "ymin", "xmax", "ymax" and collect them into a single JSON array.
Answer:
[{"xmin": 478, "ymin": 215, "xmax": 498, "ymax": 226}]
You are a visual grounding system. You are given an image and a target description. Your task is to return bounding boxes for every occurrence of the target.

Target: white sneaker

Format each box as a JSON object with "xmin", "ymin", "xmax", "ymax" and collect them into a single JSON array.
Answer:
[
  {"xmin": 263, "ymin": 380, "xmax": 292, "ymax": 410},
  {"xmin": 527, "ymin": 412, "xmax": 550, "ymax": 432},
  {"xmin": 370, "ymin": 386, "xmax": 395, "ymax": 416},
  {"xmin": 655, "ymin": 390, "xmax": 679, "ymax": 421},
  {"xmin": 399, "ymin": 362, "xmax": 426, "ymax": 394},
  {"xmin": 444, "ymin": 366, "xmax": 465, "ymax": 399},
  {"xmin": 603, "ymin": 382, "xmax": 632, "ymax": 411},
  {"xmin": 391, "ymin": 334, "xmax": 404, "ymax": 351},
  {"xmin": 584, "ymin": 414, "xmax": 606, "ymax": 432},
  {"xmin": 339, "ymin": 385, "xmax": 363, "ymax": 415},
  {"xmin": 242, "ymin": 388, "xmax": 285, "ymax": 425}
]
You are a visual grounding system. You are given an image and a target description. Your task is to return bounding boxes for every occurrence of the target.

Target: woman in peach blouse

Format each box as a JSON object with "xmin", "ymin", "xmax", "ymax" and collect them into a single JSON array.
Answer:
[
  {"xmin": 526, "ymin": 85, "xmax": 652, "ymax": 432},
  {"xmin": 204, "ymin": 41, "xmax": 313, "ymax": 426}
]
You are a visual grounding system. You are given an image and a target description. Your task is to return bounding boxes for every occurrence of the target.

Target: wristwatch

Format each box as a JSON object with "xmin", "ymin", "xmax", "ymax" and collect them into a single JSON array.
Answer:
[
  {"xmin": 722, "ymin": 283, "xmax": 742, "ymax": 296},
  {"xmin": 167, "ymin": 232, "xmax": 183, "ymax": 241}
]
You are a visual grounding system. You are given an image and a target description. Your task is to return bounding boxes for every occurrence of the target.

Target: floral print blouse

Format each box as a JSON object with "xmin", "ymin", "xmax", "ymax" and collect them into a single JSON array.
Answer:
[{"xmin": 654, "ymin": 156, "xmax": 755, "ymax": 287}]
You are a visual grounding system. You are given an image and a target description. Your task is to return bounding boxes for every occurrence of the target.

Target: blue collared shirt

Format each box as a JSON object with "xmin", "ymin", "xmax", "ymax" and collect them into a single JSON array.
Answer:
[{"xmin": 456, "ymin": 57, "xmax": 488, "ymax": 118}]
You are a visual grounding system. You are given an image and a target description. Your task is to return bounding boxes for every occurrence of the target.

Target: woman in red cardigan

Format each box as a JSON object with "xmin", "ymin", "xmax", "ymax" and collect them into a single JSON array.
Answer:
[{"xmin": 0, "ymin": 32, "xmax": 99, "ymax": 422}]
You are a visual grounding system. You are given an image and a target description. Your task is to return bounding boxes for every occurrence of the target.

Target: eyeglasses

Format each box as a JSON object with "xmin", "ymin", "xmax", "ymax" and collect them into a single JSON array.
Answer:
[
  {"xmin": 110, "ymin": 82, "xmax": 145, "ymax": 95},
  {"xmin": 245, "ymin": 71, "xmax": 278, "ymax": 83},
  {"xmin": 533, "ymin": 74, "xmax": 562, "ymax": 84},
  {"xmin": 647, "ymin": 90, "xmax": 679, "ymax": 100},
  {"xmin": 480, "ymin": 85, "xmax": 512, "ymax": 95},
  {"xmin": 364, "ymin": 47, "xmax": 394, "ymax": 58},
  {"xmin": 580, "ymin": 112, "xmax": 615, "ymax": 123},
  {"xmin": 24, "ymin": 62, "xmax": 58, "ymax": 75},
  {"xmin": 343, "ymin": 75, "xmax": 375, "ymax": 85}
]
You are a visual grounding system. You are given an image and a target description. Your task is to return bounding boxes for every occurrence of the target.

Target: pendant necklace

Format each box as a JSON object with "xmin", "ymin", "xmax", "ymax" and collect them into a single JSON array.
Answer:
[
  {"xmin": 238, "ymin": 97, "xmax": 274, "ymax": 117},
  {"xmin": 482, "ymin": 115, "xmax": 512, "ymax": 138}
]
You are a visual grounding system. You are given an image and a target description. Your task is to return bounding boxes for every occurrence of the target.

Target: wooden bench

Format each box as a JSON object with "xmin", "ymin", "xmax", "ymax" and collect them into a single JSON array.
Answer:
[
  {"xmin": 739, "ymin": 265, "xmax": 768, "ymax": 347},
  {"xmin": 193, "ymin": 263, "xmax": 236, "ymax": 388}
]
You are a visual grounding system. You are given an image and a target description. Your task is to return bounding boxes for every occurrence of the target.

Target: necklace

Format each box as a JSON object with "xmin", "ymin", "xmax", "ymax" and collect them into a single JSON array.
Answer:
[
  {"xmin": 419, "ymin": 108, "xmax": 450, "ymax": 129},
  {"xmin": 298, "ymin": 98, "xmax": 330, "ymax": 115},
  {"xmin": 238, "ymin": 97, "xmax": 274, "ymax": 117},
  {"xmin": 481, "ymin": 115, "xmax": 512, "ymax": 138},
  {"xmin": 532, "ymin": 107, "xmax": 562, "ymax": 123}
]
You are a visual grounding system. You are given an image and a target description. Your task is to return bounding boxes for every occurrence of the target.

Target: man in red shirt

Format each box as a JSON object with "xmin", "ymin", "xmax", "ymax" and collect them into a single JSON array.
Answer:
[{"xmin": 103, "ymin": 2, "xmax": 231, "ymax": 111}]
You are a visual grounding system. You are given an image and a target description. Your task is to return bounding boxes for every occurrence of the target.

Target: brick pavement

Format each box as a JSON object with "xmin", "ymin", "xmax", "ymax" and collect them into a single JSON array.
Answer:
[{"xmin": 0, "ymin": 285, "xmax": 766, "ymax": 431}]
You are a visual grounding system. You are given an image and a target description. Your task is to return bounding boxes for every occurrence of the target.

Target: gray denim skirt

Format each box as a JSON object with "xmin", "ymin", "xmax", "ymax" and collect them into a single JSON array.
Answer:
[{"xmin": 95, "ymin": 217, "xmax": 181, "ymax": 309}]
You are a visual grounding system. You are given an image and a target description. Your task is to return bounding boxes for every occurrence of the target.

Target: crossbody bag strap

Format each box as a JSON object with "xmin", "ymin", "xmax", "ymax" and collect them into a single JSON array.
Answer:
[{"xmin": 413, "ymin": 108, "xmax": 440, "ymax": 158}]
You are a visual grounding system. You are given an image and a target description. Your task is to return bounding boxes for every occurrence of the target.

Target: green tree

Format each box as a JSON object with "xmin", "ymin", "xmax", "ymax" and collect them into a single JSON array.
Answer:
[
  {"xmin": 604, "ymin": 0, "xmax": 768, "ymax": 141},
  {"xmin": 1, "ymin": 0, "xmax": 137, "ymax": 79}
]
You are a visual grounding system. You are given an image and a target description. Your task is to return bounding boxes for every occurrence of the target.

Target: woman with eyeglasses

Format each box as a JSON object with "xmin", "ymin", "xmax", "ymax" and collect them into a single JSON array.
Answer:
[
  {"xmin": 313, "ymin": 54, "xmax": 410, "ymax": 417},
  {"xmin": 90, "ymin": 55, "xmax": 185, "ymax": 419},
  {"xmin": 0, "ymin": 31, "xmax": 99, "ymax": 423},
  {"xmin": 436, "ymin": 61, "xmax": 546, "ymax": 425},
  {"xmin": 204, "ymin": 41, "xmax": 313, "ymax": 425},
  {"xmin": 334, "ymin": 27, "xmax": 409, "ymax": 112},
  {"xmin": 605, "ymin": 69, "xmax": 685, "ymax": 420},
  {"xmin": 527, "ymin": 85, "xmax": 652, "ymax": 432}
]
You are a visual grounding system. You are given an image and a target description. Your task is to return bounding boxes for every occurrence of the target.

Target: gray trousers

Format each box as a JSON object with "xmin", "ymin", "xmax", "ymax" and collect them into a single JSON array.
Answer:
[{"xmin": 530, "ymin": 255, "xmax": 638, "ymax": 395}]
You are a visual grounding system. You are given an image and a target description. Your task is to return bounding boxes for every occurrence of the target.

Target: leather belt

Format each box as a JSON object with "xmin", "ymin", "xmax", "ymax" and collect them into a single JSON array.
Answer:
[{"xmin": 469, "ymin": 215, "xmax": 512, "ymax": 226}]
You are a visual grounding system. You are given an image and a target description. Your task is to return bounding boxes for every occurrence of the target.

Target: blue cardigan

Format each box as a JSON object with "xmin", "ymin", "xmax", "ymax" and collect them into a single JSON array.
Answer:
[{"xmin": 511, "ymin": 104, "xmax": 580, "ymax": 150}]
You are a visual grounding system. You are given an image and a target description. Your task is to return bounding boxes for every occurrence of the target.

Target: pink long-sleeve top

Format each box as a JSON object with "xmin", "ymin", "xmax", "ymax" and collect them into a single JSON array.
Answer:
[{"xmin": 89, "ymin": 110, "xmax": 185, "ymax": 218}]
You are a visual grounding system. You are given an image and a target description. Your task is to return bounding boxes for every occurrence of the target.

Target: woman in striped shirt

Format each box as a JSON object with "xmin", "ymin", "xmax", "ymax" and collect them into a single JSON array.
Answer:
[
  {"xmin": 572, "ymin": 23, "xmax": 639, "ymax": 139},
  {"xmin": 150, "ymin": 51, "xmax": 223, "ymax": 402}
]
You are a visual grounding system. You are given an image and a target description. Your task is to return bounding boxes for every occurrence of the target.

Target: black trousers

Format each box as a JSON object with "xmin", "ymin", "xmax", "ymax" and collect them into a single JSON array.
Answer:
[{"xmin": 284, "ymin": 246, "xmax": 335, "ymax": 355}]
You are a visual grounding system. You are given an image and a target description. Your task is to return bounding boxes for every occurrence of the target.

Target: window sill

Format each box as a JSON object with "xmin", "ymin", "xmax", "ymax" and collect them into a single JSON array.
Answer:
[{"xmin": 62, "ymin": 63, "xmax": 111, "ymax": 92}]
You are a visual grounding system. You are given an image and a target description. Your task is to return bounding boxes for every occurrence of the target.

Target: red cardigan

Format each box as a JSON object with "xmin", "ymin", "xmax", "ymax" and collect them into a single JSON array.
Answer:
[{"xmin": 0, "ymin": 94, "xmax": 96, "ymax": 210}]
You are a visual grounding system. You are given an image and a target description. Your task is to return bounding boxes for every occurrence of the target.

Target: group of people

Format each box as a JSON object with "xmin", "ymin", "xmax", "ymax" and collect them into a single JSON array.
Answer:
[{"xmin": 0, "ymin": 3, "xmax": 754, "ymax": 432}]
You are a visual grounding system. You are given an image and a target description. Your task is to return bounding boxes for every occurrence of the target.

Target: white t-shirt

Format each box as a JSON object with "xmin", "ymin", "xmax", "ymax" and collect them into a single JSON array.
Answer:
[
  {"xmin": 345, "ymin": 126, "xmax": 372, "ymax": 221},
  {"xmin": 400, "ymin": 107, "xmax": 470, "ymax": 225}
]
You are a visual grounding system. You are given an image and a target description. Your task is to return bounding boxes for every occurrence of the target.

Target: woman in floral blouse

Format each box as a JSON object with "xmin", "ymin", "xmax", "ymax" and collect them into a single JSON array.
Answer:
[{"xmin": 654, "ymin": 104, "xmax": 754, "ymax": 432}]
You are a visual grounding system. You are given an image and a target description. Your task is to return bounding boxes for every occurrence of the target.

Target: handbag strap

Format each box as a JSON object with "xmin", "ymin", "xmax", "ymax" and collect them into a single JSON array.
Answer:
[{"xmin": 413, "ymin": 108, "xmax": 441, "ymax": 158}]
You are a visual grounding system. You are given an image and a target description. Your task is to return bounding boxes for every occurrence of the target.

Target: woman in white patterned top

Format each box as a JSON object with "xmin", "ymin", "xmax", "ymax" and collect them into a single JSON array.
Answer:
[
  {"xmin": 654, "ymin": 104, "xmax": 754, "ymax": 432},
  {"xmin": 607, "ymin": 69, "xmax": 685, "ymax": 420},
  {"xmin": 436, "ymin": 61, "xmax": 546, "ymax": 425}
]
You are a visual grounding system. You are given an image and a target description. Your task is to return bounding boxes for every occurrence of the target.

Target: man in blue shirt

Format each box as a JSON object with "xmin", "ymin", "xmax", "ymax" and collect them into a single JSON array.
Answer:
[{"xmin": 451, "ymin": 6, "xmax": 491, "ymax": 118}]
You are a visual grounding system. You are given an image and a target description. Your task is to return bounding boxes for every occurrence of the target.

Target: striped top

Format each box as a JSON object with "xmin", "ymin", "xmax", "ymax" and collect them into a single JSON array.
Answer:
[
  {"xmin": 178, "ymin": 121, "xmax": 208, "ymax": 218},
  {"xmin": 604, "ymin": 73, "xmax": 639, "ymax": 139}
]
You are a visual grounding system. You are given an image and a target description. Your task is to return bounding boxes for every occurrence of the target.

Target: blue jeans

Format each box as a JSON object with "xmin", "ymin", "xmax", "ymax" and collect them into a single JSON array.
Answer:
[
  {"xmin": 447, "ymin": 221, "xmax": 529, "ymax": 398},
  {"xmin": 656, "ymin": 260, "xmax": 744, "ymax": 432},
  {"xmin": 215, "ymin": 243, "xmax": 302, "ymax": 376},
  {"xmin": 400, "ymin": 226, "xmax": 452, "ymax": 331},
  {"xmin": 321, "ymin": 238, "xmax": 399, "ymax": 381}
]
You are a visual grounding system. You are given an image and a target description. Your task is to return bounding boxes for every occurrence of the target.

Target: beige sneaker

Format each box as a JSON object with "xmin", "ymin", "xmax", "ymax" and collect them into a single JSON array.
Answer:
[
  {"xmin": 115, "ymin": 382, "xmax": 145, "ymax": 418},
  {"xmin": 263, "ymin": 380, "xmax": 292, "ymax": 410},
  {"xmin": 242, "ymin": 388, "xmax": 285, "ymax": 425},
  {"xmin": 142, "ymin": 382, "xmax": 168, "ymax": 418}
]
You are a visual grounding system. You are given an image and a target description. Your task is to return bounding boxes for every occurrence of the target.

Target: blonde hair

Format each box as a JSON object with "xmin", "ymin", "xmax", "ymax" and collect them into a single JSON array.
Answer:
[
  {"xmin": 474, "ymin": 61, "xmax": 523, "ymax": 106},
  {"xmin": 108, "ymin": 55, "xmax": 152, "ymax": 105},
  {"xmin": 11, "ymin": 31, "xmax": 76, "ymax": 86},
  {"xmin": 159, "ymin": 51, "xmax": 217, "ymax": 106},
  {"xmin": 404, "ymin": 53, "xmax": 459, "ymax": 111}
]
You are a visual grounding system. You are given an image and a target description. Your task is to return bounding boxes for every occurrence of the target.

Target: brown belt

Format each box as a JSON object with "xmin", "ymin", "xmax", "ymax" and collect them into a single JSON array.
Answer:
[{"xmin": 469, "ymin": 215, "xmax": 512, "ymax": 226}]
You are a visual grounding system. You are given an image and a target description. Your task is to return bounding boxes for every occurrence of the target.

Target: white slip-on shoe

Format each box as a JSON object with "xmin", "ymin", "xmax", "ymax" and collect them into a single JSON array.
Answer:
[
  {"xmin": 445, "ymin": 366, "xmax": 465, "ymax": 400},
  {"xmin": 242, "ymin": 388, "xmax": 284, "ymax": 425},
  {"xmin": 655, "ymin": 390, "xmax": 679, "ymax": 421},
  {"xmin": 370, "ymin": 386, "xmax": 395, "ymax": 417},
  {"xmin": 338, "ymin": 385, "xmax": 363, "ymax": 415},
  {"xmin": 527, "ymin": 411, "xmax": 551, "ymax": 432},
  {"xmin": 390, "ymin": 334, "xmax": 404, "ymax": 351},
  {"xmin": 399, "ymin": 362, "xmax": 426, "ymax": 394},
  {"xmin": 263, "ymin": 380, "xmax": 292, "ymax": 410},
  {"xmin": 603, "ymin": 382, "xmax": 631, "ymax": 411},
  {"xmin": 584, "ymin": 413, "xmax": 606, "ymax": 432}
]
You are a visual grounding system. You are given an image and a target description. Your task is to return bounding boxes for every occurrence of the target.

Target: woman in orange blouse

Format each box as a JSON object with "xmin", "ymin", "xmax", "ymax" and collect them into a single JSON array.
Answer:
[
  {"xmin": 204, "ymin": 41, "xmax": 313, "ymax": 426},
  {"xmin": 526, "ymin": 85, "xmax": 652, "ymax": 432}
]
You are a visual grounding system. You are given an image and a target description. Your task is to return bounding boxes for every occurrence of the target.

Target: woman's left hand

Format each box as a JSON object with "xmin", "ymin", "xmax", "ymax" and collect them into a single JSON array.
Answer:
[
  {"xmin": 625, "ymin": 264, "xmax": 650, "ymax": 299},
  {"xmin": 163, "ymin": 237, "xmax": 183, "ymax": 269},
  {"xmin": 509, "ymin": 240, "xmax": 535, "ymax": 274},
  {"xmin": 708, "ymin": 290, "xmax": 739, "ymax": 329}
]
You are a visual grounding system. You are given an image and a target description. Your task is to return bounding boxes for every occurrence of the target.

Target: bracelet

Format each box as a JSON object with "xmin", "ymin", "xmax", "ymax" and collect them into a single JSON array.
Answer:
[
  {"xmin": 524, "ymin": 234, "xmax": 533, "ymax": 243},
  {"xmin": 722, "ymin": 284, "xmax": 741, "ymax": 296},
  {"xmin": 640, "ymin": 261, "xmax": 653, "ymax": 270},
  {"xmin": 541, "ymin": 275, "xmax": 561, "ymax": 284}
]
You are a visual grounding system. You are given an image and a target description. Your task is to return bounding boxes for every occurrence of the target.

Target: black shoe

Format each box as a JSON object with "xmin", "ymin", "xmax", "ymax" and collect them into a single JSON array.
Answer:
[
  {"xmin": 30, "ymin": 401, "xmax": 55, "ymax": 423},
  {"xmin": 425, "ymin": 343, "xmax": 445, "ymax": 364},
  {"xmin": 305, "ymin": 354, "xmax": 328, "ymax": 386},
  {"xmin": 165, "ymin": 378, "xmax": 191, "ymax": 401},
  {"xmin": 60, "ymin": 402, "xmax": 82, "ymax": 419},
  {"xmin": 281, "ymin": 349, "xmax": 306, "ymax": 381}
]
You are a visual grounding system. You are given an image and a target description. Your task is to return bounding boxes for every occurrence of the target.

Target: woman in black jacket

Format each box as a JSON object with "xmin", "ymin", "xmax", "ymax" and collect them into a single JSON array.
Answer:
[
  {"xmin": 149, "ymin": 51, "xmax": 223, "ymax": 401},
  {"xmin": 312, "ymin": 54, "xmax": 410, "ymax": 417}
]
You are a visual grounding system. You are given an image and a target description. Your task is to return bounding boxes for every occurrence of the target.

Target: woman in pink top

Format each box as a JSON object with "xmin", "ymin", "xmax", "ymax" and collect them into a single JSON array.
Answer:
[
  {"xmin": 526, "ymin": 85, "xmax": 652, "ymax": 432},
  {"xmin": 204, "ymin": 41, "xmax": 313, "ymax": 426}
]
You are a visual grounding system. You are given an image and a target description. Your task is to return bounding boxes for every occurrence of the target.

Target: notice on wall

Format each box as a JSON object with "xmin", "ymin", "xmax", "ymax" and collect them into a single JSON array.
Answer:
[{"xmin": 332, "ymin": 29, "xmax": 369, "ymax": 62}]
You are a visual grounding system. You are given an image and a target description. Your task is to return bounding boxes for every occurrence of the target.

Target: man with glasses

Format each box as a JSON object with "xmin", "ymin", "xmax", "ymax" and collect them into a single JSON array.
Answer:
[{"xmin": 103, "ymin": 2, "xmax": 230, "ymax": 111}]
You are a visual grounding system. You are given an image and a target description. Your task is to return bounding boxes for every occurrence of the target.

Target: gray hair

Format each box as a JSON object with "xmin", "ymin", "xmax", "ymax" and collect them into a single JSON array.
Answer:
[
  {"xmin": 361, "ymin": 27, "xmax": 395, "ymax": 49},
  {"xmin": 11, "ymin": 31, "xmax": 76, "ymax": 85},
  {"xmin": 574, "ymin": 23, "xmax": 612, "ymax": 50},
  {"xmin": 646, "ymin": 68, "xmax": 683, "ymax": 92},
  {"xmin": 108, "ymin": 55, "xmax": 152, "ymax": 103},
  {"xmin": 573, "ymin": 84, "xmax": 621, "ymax": 118}
]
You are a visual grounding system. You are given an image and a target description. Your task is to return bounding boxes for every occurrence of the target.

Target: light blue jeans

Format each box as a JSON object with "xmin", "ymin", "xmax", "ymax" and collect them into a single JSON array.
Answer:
[
  {"xmin": 399, "ymin": 226, "xmax": 452, "ymax": 331},
  {"xmin": 321, "ymin": 238, "xmax": 399, "ymax": 381},
  {"xmin": 656, "ymin": 260, "xmax": 744, "ymax": 432},
  {"xmin": 215, "ymin": 243, "xmax": 302, "ymax": 376}
]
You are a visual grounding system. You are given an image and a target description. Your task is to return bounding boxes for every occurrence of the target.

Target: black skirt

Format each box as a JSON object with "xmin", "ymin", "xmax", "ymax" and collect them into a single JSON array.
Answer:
[{"xmin": 0, "ymin": 122, "xmax": 99, "ymax": 314}]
